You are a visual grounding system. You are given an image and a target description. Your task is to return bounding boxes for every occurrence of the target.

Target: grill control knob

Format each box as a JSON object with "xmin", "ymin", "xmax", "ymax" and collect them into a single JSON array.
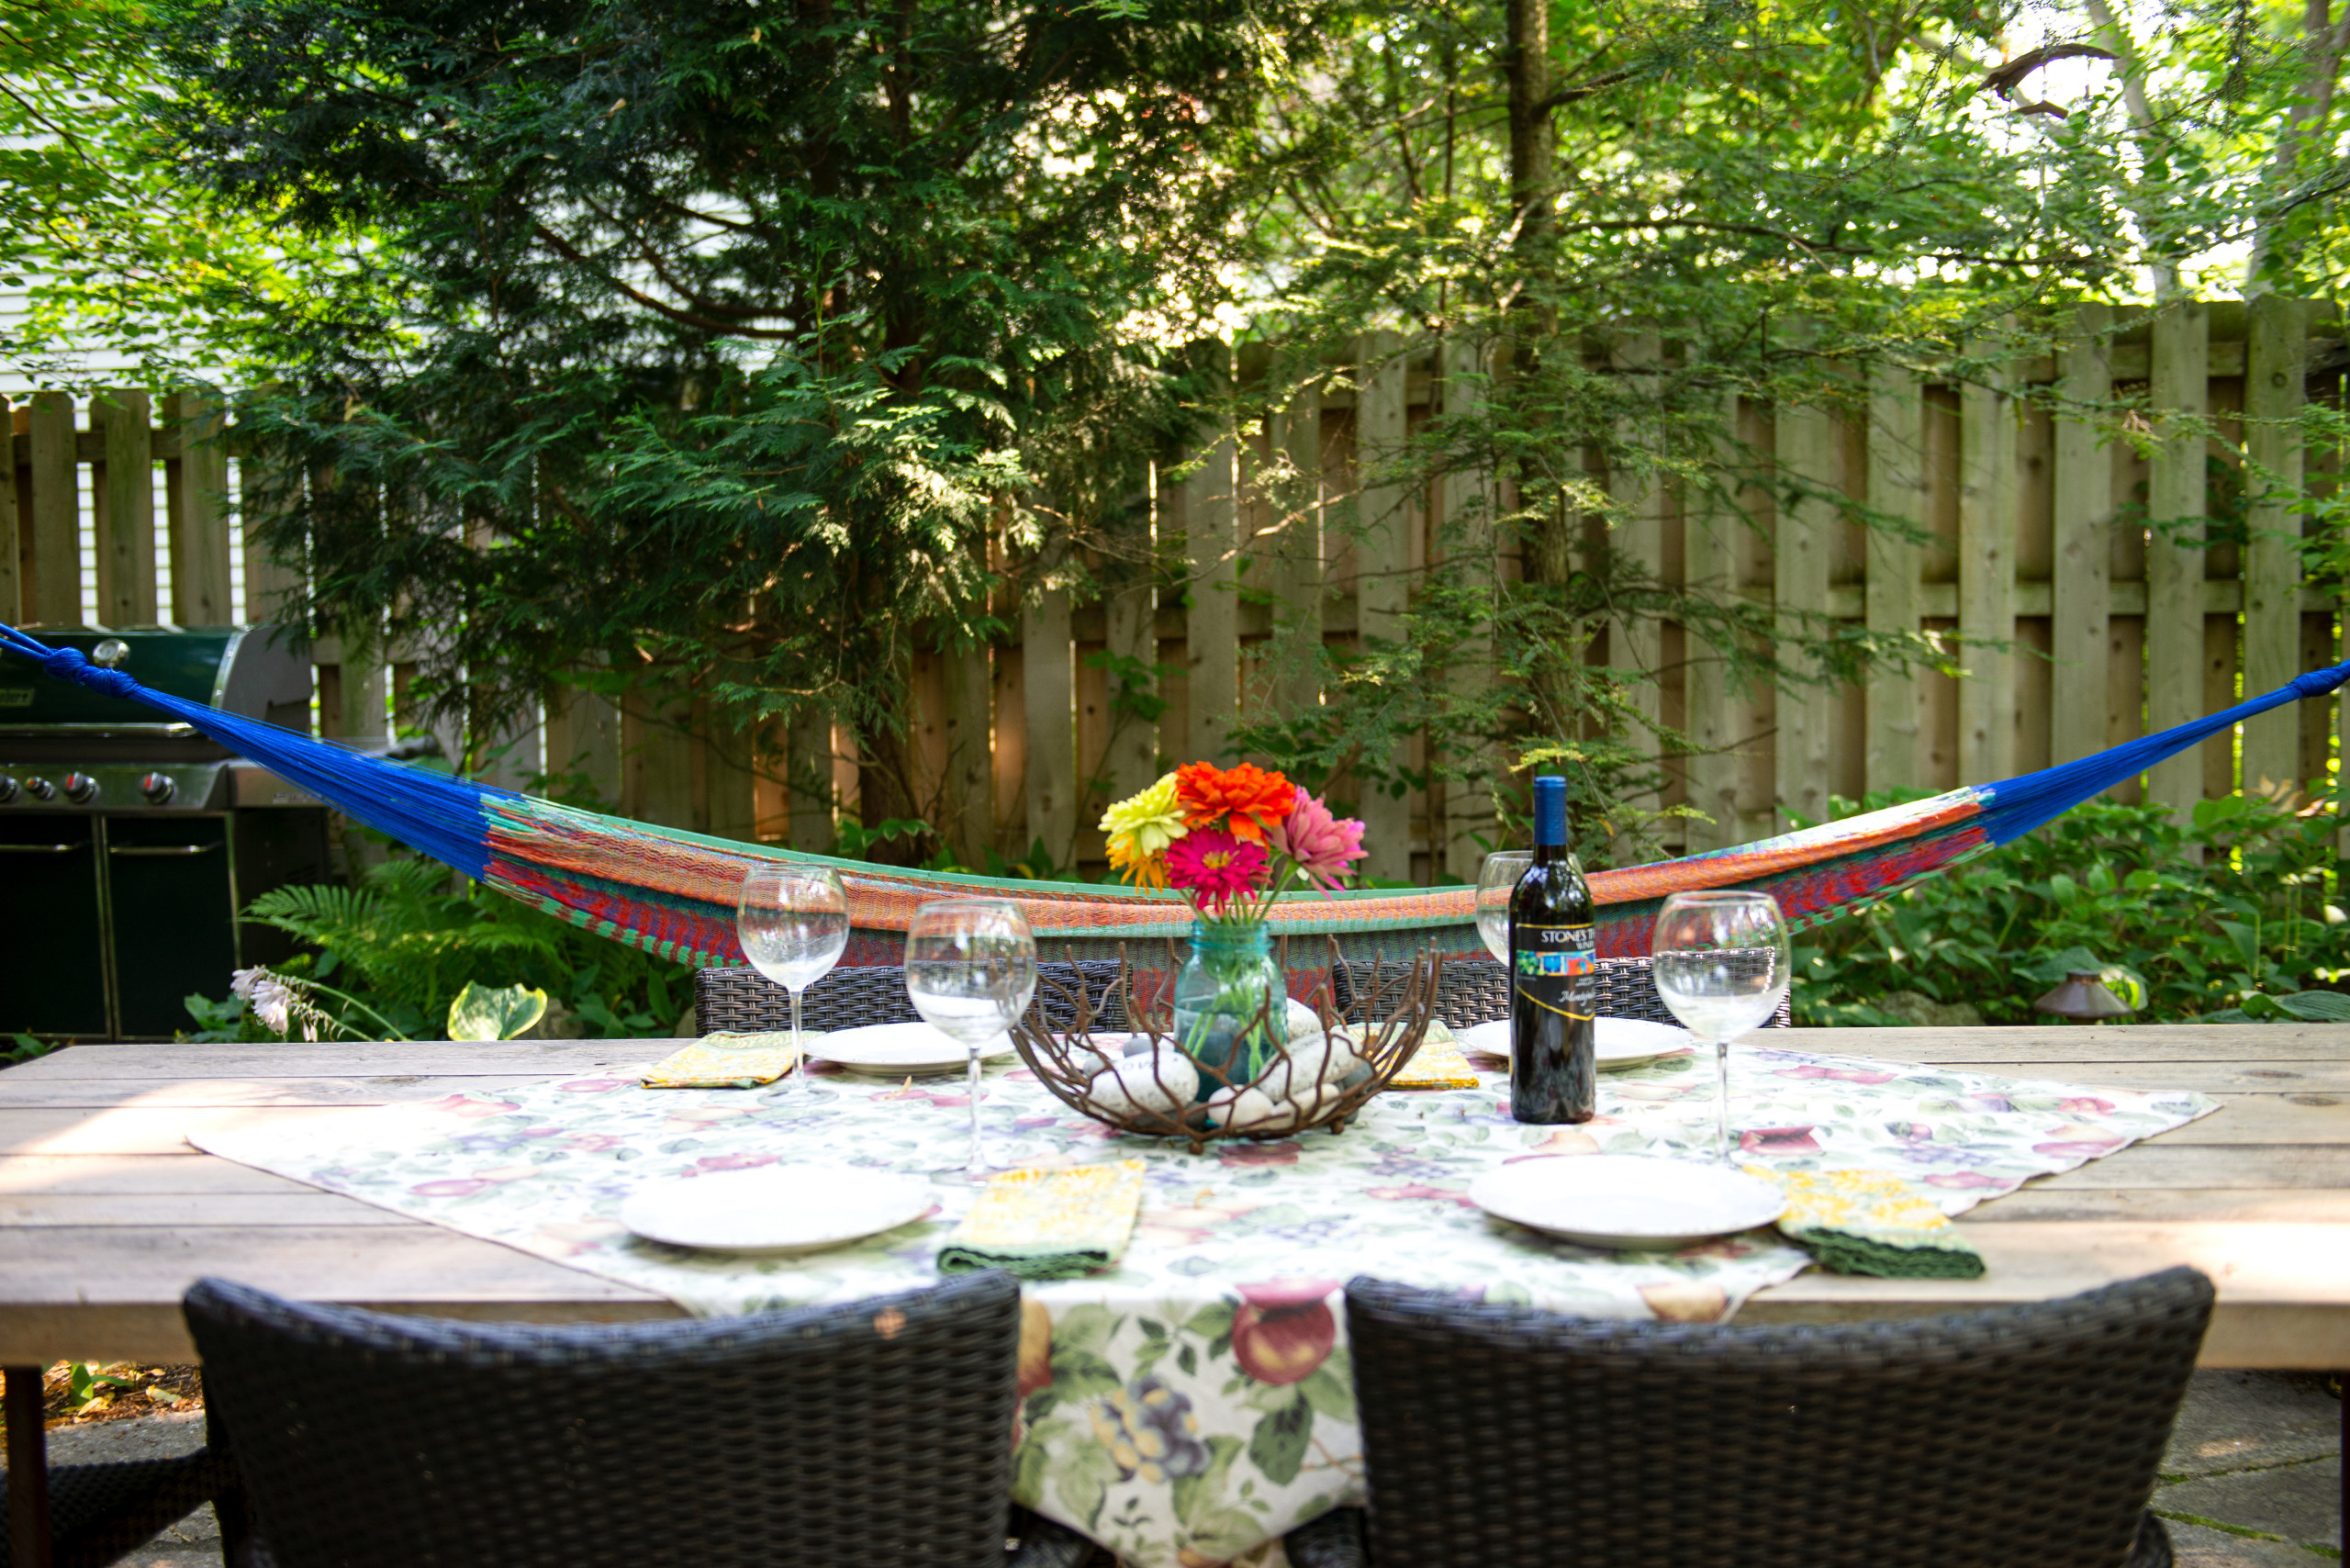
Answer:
[
  {"xmin": 62, "ymin": 772, "xmax": 97, "ymax": 804},
  {"xmin": 138, "ymin": 772, "xmax": 176, "ymax": 805},
  {"xmin": 92, "ymin": 638, "xmax": 130, "ymax": 668},
  {"xmin": 22, "ymin": 776, "xmax": 55, "ymax": 801},
  {"xmin": 0, "ymin": 777, "xmax": 16, "ymax": 804}
]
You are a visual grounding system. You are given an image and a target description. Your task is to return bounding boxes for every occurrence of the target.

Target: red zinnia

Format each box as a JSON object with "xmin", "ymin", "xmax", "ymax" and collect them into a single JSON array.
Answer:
[{"xmin": 1165, "ymin": 828, "xmax": 1269, "ymax": 913}]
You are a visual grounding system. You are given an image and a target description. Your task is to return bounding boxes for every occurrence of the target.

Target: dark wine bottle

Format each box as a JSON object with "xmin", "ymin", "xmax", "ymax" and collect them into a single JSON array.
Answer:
[{"xmin": 1509, "ymin": 775, "xmax": 1596, "ymax": 1124}]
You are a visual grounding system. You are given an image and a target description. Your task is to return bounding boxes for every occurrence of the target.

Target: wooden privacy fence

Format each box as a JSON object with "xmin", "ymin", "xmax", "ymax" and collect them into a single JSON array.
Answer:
[
  {"xmin": 847, "ymin": 296, "xmax": 2350, "ymax": 884},
  {"xmin": 4, "ymin": 293, "xmax": 2344, "ymax": 889}
]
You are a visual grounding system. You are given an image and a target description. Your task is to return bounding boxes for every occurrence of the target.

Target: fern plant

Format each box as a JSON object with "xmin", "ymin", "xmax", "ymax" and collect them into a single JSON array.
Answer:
[
  {"xmin": 190, "ymin": 853, "xmax": 690, "ymax": 1041},
  {"xmin": 246, "ymin": 860, "xmax": 563, "ymax": 1022}
]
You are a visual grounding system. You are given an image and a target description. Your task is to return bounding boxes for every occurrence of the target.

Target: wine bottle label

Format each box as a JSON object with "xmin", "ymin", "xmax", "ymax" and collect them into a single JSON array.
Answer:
[{"xmin": 1514, "ymin": 924, "xmax": 1595, "ymax": 1021}]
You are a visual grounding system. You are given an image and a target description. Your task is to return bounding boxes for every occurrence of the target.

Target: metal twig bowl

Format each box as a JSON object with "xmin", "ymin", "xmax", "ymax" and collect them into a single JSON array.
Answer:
[{"xmin": 1009, "ymin": 939, "xmax": 1446, "ymax": 1155}]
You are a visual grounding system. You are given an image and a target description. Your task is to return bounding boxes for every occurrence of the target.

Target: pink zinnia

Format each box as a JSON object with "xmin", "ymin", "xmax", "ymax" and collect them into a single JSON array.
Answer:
[
  {"xmin": 1166, "ymin": 828, "xmax": 1269, "ymax": 913},
  {"xmin": 1268, "ymin": 791, "xmax": 1368, "ymax": 891}
]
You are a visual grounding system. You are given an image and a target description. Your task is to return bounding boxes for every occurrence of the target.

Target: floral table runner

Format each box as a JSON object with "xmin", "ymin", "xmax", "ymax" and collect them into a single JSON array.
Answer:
[{"xmin": 193, "ymin": 1041, "xmax": 2213, "ymax": 1568}]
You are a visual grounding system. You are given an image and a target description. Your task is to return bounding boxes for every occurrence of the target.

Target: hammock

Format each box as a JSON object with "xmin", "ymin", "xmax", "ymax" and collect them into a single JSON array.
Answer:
[{"xmin": 6, "ymin": 618, "xmax": 2344, "ymax": 969}]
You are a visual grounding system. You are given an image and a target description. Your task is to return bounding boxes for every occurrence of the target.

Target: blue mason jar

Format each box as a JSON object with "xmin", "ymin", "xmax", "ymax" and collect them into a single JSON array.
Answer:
[{"xmin": 1171, "ymin": 919, "xmax": 1284, "ymax": 1100}]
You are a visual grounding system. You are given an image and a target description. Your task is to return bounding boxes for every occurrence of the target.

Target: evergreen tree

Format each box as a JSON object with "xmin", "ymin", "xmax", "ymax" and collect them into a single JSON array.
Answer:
[{"xmin": 155, "ymin": 0, "xmax": 1305, "ymax": 857}]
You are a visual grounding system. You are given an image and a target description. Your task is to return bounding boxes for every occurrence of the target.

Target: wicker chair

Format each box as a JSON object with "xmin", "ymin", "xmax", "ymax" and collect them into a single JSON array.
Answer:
[
  {"xmin": 0, "ymin": 1431, "xmax": 241, "ymax": 1568},
  {"xmin": 184, "ymin": 1271, "xmax": 1051, "ymax": 1568},
  {"xmin": 1332, "ymin": 954, "xmax": 1793, "ymax": 1030},
  {"xmin": 696, "ymin": 959, "xmax": 1130, "ymax": 1036},
  {"xmin": 1287, "ymin": 1267, "xmax": 2214, "ymax": 1568}
]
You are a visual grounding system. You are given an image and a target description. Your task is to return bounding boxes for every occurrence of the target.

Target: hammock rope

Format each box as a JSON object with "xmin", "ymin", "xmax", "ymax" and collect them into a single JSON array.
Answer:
[{"xmin": 7, "ymin": 620, "xmax": 2344, "ymax": 968}]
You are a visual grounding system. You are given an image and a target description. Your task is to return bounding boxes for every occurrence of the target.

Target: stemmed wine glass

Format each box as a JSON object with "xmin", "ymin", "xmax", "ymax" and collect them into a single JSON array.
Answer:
[
  {"xmin": 734, "ymin": 864, "xmax": 851, "ymax": 1097},
  {"xmin": 1477, "ymin": 850, "xmax": 1533, "ymax": 965},
  {"xmin": 1651, "ymin": 890, "xmax": 1792, "ymax": 1163},
  {"xmin": 904, "ymin": 899, "xmax": 1037, "ymax": 1174}
]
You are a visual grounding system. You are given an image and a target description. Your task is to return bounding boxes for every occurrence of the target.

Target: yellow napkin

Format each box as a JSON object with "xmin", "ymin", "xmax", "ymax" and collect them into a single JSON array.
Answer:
[
  {"xmin": 641, "ymin": 1032, "xmax": 804, "ymax": 1090},
  {"xmin": 936, "ymin": 1160, "xmax": 1146, "ymax": 1280},
  {"xmin": 1385, "ymin": 1020, "xmax": 1478, "ymax": 1091}
]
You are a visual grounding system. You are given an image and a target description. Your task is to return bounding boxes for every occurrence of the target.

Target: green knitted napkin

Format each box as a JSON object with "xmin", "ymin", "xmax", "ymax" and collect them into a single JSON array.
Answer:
[
  {"xmin": 1748, "ymin": 1166, "xmax": 1986, "ymax": 1280},
  {"xmin": 935, "ymin": 1159, "xmax": 1145, "ymax": 1281}
]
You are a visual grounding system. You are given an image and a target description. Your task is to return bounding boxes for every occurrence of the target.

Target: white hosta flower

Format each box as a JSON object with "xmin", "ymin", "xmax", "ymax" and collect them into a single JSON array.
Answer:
[{"xmin": 231, "ymin": 968, "xmax": 295, "ymax": 1036}]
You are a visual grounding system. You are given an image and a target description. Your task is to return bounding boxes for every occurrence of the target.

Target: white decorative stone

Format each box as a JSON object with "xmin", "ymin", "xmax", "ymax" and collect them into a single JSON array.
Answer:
[{"xmin": 1085, "ymin": 1049, "xmax": 1198, "ymax": 1119}]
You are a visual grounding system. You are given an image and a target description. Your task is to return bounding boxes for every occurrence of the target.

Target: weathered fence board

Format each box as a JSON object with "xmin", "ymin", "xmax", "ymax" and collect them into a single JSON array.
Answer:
[
  {"xmin": 95, "ymin": 389, "xmax": 155, "ymax": 626},
  {"xmin": 2244, "ymin": 295, "xmax": 2307, "ymax": 794},
  {"xmin": 2053, "ymin": 306, "xmax": 2113, "ymax": 767},
  {"xmin": 163, "ymin": 394, "xmax": 232, "ymax": 626},
  {"xmin": 28, "ymin": 391, "xmax": 76, "ymax": 623}
]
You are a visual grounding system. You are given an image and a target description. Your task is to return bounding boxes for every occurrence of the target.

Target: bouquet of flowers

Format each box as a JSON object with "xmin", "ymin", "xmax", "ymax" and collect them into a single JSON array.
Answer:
[{"xmin": 1097, "ymin": 761, "xmax": 1369, "ymax": 918}]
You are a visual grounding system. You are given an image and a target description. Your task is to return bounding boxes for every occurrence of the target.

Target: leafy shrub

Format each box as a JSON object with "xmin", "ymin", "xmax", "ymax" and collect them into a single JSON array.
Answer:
[
  {"xmin": 1795, "ymin": 789, "xmax": 2350, "ymax": 1026},
  {"xmin": 185, "ymin": 856, "xmax": 690, "ymax": 1041}
]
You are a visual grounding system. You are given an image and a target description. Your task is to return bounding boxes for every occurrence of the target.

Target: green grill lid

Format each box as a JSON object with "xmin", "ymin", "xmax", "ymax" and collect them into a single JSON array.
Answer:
[{"xmin": 0, "ymin": 626, "xmax": 308, "ymax": 728}]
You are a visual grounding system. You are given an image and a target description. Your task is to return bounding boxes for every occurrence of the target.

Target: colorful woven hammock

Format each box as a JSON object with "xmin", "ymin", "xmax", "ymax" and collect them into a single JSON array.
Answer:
[{"xmin": 6, "ymin": 618, "xmax": 2344, "ymax": 968}]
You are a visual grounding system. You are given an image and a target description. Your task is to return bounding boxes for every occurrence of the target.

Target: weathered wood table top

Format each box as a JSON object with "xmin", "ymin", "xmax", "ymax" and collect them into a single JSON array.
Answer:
[{"xmin": 0, "ymin": 1025, "xmax": 2344, "ymax": 1367}]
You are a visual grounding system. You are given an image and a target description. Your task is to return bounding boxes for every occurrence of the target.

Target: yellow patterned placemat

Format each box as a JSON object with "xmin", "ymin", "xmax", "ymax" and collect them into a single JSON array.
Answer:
[
  {"xmin": 641, "ymin": 1032, "xmax": 804, "ymax": 1090},
  {"xmin": 936, "ymin": 1159, "xmax": 1145, "ymax": 1280}
]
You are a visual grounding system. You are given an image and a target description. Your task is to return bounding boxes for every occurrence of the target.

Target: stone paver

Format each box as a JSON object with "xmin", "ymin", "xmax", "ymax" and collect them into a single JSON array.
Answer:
[
  {"xmin": 2160, "ymin": 1458, "xmax": 2342, "ymax": 1552},
  {"xmin": 2164, "ymin": 1372, "xmax": 2342, "ymax": 1480},
  {"xmin": 4, "ymin": 1410, "xmax": 223, "ymax": 1564},
  {"xmin": 2167, "ymin": 1520, "xmax": 2340, "ymax": 1567},
  {"xmin": 2155, "ymin": 1371, "xmax": 2342, "ymax": 1563}
]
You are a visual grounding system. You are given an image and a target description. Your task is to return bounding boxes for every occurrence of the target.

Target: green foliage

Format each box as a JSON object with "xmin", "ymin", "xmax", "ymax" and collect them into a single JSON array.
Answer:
[
  {"xmin": 152, "ymin": 0, "xmax": 1307, "ymax": 861},
  {"xmin": 60, "ymin": 1362, "xmax": 139, "ymax": 1416},
  {"xmin": 186, "ymin": 855, "xmax": 689, "ymax": 1041},
  {"xmin": 1796, "ymin": 789, "xmax": 2350, "ymax": 1026},
  {"xmin": 1215, "ymin": 0, "xmax": 2344, "ymax": 863},
  {"xmin": 0, "ymin": 0, "xmax": 366, "ymax": 384},
  {"xmin": 3, "ymin": 1034, "xmax": 57, "ymax": 1068}
]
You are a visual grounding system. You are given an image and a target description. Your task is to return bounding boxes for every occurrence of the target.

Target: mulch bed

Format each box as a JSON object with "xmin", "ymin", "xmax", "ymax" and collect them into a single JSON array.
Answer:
[{"xmin": 0, "ymin": 1363, "xmax": 203, "ymax": 1436}]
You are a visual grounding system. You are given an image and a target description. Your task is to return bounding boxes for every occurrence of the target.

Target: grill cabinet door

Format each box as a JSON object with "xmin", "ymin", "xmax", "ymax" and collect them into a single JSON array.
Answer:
[
  {"xmin": 0, "ymin": 816, "xmax": 108, "ymax": 1036},
  {"xmin": 106, "ymin": 816, "xmax": 236, "ymax": 1038}
]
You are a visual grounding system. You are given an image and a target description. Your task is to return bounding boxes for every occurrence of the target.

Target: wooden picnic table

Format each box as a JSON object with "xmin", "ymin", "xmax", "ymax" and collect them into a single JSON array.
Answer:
[{"xmin": 0, "ymin": 1024, "xmax": 2344, "ymax": 1561}]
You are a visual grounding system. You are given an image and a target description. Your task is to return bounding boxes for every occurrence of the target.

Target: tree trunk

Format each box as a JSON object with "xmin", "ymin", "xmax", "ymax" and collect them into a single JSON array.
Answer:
[
  {"xmin": 1503, "ymin": 0, "xmax": 1553, "ymax": 246},
  {"xmin": 856, "ymin": 717, "xmax": 931, "ymax": 866},
  {"xmin": 2245, "ymin": 0, "xmax": 2350, "ymax": 290}
]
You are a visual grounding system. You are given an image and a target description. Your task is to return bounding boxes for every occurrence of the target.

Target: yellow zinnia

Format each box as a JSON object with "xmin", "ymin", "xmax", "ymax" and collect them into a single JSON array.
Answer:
[
  {"xmin": 1100, "ymin": 773, "xmax": 1187, "ymax": 886},
  {"xmin": 1105, "ymin": 834, "xmax": 1169, "ymax": 889}
]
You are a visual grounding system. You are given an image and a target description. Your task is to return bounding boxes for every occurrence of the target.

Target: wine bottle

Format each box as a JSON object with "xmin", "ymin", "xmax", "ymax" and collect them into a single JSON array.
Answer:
[{"xmin": 1509, "ymin": 775, "xmax": 1596, "ymax": 1124}]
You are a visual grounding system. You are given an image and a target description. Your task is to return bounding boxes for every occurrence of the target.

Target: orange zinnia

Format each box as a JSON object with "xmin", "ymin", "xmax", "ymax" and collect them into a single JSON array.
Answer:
[{"xmin": 1173, "ymin": 761, "xmax": 1296, "ymax": 846}]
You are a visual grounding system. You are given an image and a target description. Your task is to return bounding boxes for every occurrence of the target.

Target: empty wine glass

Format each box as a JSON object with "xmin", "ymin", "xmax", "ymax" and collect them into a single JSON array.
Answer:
[
  {"xmin": 1651, "ymin": 890, "xmax": 1791, "ymax": 1162},
  {"xmin": 734, "ymin": 863, "xmax": 851, "ymax": 1097},
  {"xmin": 1477, "ymin": 851, "xmax": 1533, "ymax": 964},
  {"xmin": 905, "ymin": 900, "xmax": 1037, "ymax": 1173}
]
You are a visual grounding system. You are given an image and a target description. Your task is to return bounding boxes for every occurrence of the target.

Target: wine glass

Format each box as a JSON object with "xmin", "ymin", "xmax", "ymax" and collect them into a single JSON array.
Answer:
[
  {"xmin": 1477, "ymin": 851, "xmax": 1533, "ymax": 964},
  {"xmin": 734, "ymin": 864, "xmax": 851, "ymax": 1097},
  {"xmin": 904, "ymin": 899, "xmax": 1037, "ymax": 1173},
  {"xmin": 1650, "ymin": 890, "xmax": 1791, "ymax": 1162}
]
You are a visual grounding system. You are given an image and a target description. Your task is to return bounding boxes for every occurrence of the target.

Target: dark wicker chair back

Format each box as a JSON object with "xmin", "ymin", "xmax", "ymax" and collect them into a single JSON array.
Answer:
[
  {"xmin": 183, "ymin": 1271, "xmax": 1024, "ymax": 1568},
  {"xmin": 1315, "ymin": 1267, "xmax": 2212, "ymax": 1568},
  {"xmin": 1332, "ymin": 954, "xmax": 1792, "ymax": 1029},
  {"xmin": 697, "ymin": 959, "xmax": 1129, "ymax": 1036}
]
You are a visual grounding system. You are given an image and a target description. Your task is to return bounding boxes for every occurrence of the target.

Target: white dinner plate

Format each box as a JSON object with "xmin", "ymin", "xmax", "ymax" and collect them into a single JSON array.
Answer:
[
  {"xmin": 619, "ymin": 1164, "xmax": 934, "ymax": 1255},
  {"xmin": 1468, "ymin": 1155, "xmax": 1785, "ymax": 1250},
  {"xmin": 811, "ymin": 1022, "xmax": 1020, "ymax": 1075},
  {"xmin": 1460, "ymin": 1016, "xmax": 1693, "ymax": 1069}
]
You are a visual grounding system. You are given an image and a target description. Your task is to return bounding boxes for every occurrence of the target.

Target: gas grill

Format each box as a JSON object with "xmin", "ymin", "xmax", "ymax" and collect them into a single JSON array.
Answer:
[{"xmin": 0, "ymin": 627, "xmax": 348, "ymax": 1040}]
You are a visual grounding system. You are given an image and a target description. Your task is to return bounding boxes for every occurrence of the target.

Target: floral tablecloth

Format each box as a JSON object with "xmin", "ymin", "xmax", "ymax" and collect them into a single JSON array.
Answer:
[{"xmin": 194, "ymin": 1041, "xmax": 2214, "ymax": 1568}]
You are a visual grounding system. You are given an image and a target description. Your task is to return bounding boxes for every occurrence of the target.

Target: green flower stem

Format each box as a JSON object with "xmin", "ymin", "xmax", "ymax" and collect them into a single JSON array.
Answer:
[{"xmin": 296, "ymin": 979, "xmax": 413, "ymax": 1042}]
